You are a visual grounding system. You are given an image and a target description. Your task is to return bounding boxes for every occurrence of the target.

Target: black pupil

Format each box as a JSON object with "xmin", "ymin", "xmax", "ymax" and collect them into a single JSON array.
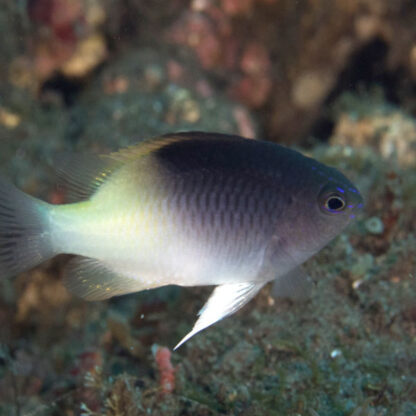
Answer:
[{"xmin": 327, "ymin": 197, "xmax": 344, "ymax": 211}]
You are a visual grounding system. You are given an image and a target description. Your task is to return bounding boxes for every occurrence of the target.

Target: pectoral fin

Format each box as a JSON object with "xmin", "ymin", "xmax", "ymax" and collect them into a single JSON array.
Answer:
[
  {"xmin": 271, "ymin": 267, "xmax": 314, "ymax": 300},
  {"xmin": 174, "ymin": 281, "xmax": 265, "ymax": 350}
]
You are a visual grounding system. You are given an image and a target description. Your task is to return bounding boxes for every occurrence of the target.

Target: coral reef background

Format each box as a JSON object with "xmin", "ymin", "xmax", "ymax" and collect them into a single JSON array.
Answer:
[{"xmin": 0, "ymin": 1, "xmax": 415, "ymax": 415}]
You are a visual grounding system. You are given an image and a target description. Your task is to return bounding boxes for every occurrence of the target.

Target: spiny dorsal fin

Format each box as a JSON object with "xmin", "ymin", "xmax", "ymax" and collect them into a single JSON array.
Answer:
[
  {"xmin": 107, "ymin": 133, "xmax": 195, "ymax": 163},
  {"xmin": 55, "ymin": 153, "xmax": 122, "ymax": 202},
  {"xmin": 56, "ymin": 133, "xmax": 206, "ymax": 202}
]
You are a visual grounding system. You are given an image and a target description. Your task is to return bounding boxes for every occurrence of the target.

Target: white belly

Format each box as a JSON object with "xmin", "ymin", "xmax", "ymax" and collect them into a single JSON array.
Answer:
[{"xmin": 50, "ymin": 200, "xmax": 267, "ymax": 288}]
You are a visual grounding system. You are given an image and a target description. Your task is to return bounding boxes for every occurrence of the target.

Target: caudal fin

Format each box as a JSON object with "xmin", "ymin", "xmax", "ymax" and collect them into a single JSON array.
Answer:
[{"xmin": 0, "ymin": 177, "xmax": 54, "ymax": 279}]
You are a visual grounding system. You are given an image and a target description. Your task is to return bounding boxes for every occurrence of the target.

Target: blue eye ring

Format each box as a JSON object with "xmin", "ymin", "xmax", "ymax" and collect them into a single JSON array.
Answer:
[{"xmin": 324, "ymin": 193, "xmax": 346, "ymax": 212}]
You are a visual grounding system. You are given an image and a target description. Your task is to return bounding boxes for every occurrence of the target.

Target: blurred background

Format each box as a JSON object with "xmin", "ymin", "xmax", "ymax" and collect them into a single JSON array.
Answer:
[{"xmin": 0, "ymin": 1, "xmax": 415, "ymax": 415}]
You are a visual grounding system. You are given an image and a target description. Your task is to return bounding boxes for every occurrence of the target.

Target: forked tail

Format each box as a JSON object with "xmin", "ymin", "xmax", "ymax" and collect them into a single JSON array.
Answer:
[{"xmin": 0, "ymin": 177, "xmax": 54, "ymax": 278}]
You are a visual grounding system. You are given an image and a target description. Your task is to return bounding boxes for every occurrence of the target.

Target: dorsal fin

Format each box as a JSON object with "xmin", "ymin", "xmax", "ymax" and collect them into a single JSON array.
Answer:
[
  {"xmin": 107, "ymin": 133, "xmax": 195, "ymax": 163},
  {"xmin": 55, "ymin": 133, "xmax": 199, "ymax": 202},
  {"xmin": 55, "ymin": 153, "xmax": 122, "ymax": 202}
]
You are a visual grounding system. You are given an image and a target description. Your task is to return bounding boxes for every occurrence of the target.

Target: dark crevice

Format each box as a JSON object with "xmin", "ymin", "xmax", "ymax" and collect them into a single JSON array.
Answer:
[
  {"xmin": 326, "ymin": 37, "xmax": 393, "ymax": 104},
  {"xmin": 310, "ymin": 37, "xmax": 404, "ymax": 142},
  {"xmin": 309, "ymin": 117, "xmax": 335, "ymax": 143},
  {"xmin": 40, "ymin": 74, "xmax": 84, "ymax": 107}
]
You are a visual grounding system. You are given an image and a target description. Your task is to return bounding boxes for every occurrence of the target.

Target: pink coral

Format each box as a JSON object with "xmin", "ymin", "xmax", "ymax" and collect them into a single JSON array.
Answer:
[
  {"xmin": 220, "ymin": 0, "xmax": 253, "ymax": 16},
  {"xmin": 167, "ymin": 4, "xmax": 273, "ymax": 108},
  {"xmin": 240, "ymin": 42, "xmax": 271, "ymax": 76},
  {"xmin": 230, "ymin": 75, "xmax": 272, "ymax": 108},
  {"xmin": 28, "ymin": 0, "xmax": 84, "ymax": 78},
  {"xmin": 155, "ymin": 346, "xmax": 175, "ymax": 395},
  {"xmin": 231, "ymin": 41, "xmax": 273, "ymax": 107},
  {"xmin": 168, "ymin": 12, "xmax": 222, "ymax": 70}
]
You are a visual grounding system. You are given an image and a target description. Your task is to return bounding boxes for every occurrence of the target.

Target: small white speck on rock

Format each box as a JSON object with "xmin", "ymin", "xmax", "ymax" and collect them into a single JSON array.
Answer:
[
  {"xmin": 352, "ymin": 279, "xmax": 364, "ymax": 290},
  {"xmin": 365, "ymin": 216, "xmax": 384, "ymax": 235},
  {"xmin": 330, "ymin": 349, "xmax": 343, "ymax": 359}
]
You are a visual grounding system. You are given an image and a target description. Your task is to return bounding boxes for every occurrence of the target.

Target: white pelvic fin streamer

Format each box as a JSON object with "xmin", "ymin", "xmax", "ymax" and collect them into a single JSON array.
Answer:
[{"xmin": 174, "ymin": 281, "xmax": 265, "ymax": 350}]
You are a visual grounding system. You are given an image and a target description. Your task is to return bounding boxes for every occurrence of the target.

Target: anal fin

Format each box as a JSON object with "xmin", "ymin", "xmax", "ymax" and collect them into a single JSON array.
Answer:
[
  {"xmin": 63, "ymin": 256, "xmax": 148, "ymax": 301},
  {"xmin": 174, "ymin": 281, "xmax": 265, "ymax": 350}
]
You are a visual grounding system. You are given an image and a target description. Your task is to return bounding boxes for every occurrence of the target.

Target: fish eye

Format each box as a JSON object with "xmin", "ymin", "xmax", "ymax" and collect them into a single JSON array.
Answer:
[{"xmin": 324, "ymin": 194, "xmax": 346, "ymax": 213}]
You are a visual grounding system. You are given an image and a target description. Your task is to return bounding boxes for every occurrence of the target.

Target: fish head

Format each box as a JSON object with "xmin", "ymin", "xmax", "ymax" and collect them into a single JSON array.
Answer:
[{"xmin": 274, "ymin": 158, "xmax": 364, "ymax": 266}]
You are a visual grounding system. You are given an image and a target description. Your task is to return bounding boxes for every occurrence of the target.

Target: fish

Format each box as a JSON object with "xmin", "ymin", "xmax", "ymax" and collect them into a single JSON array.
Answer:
[{"xmin": 0, "ymin": 132, "xmax": 363, "ymax": 349}]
